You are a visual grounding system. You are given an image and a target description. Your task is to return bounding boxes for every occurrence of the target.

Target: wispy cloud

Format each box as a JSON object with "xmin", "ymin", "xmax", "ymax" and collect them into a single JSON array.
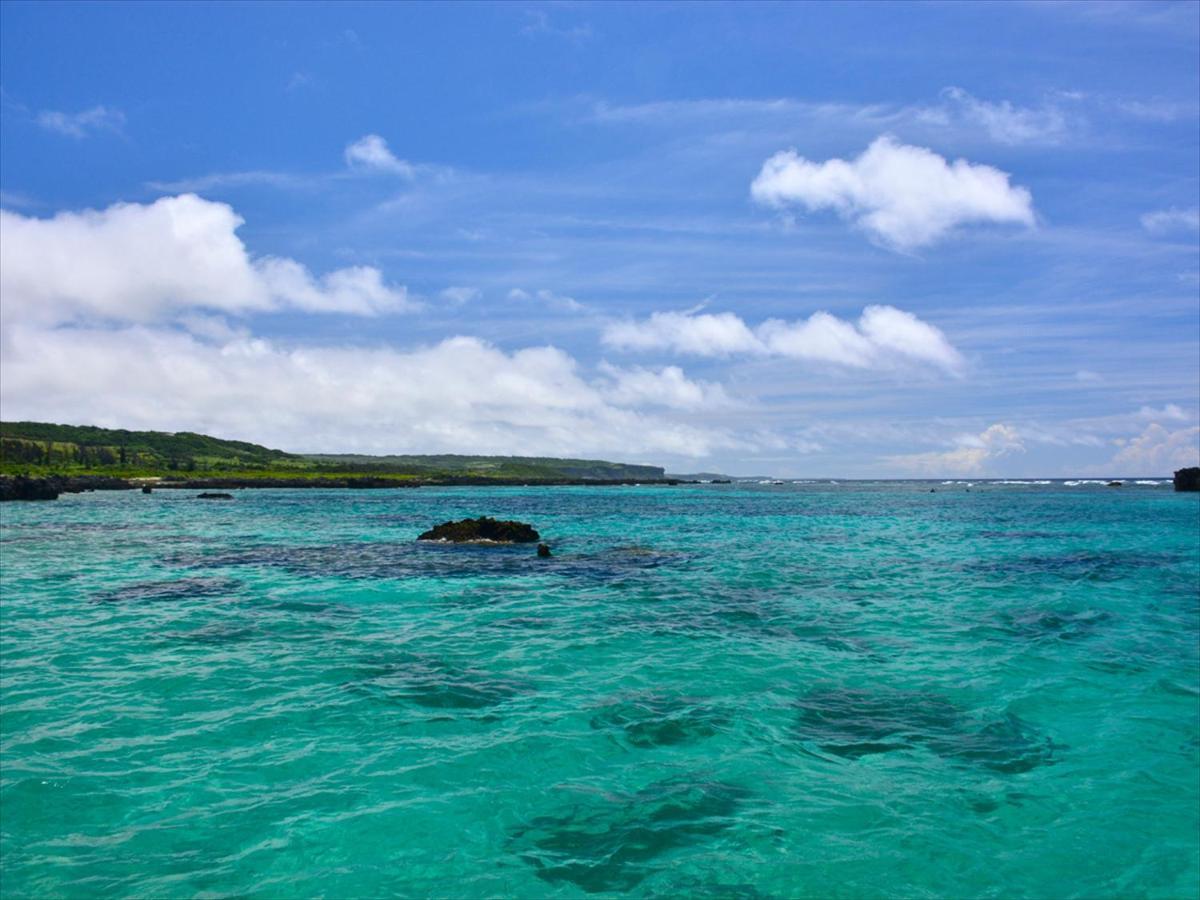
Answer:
[
  {"xmin": 751, "ymin": 135, "xmax": 1035, "ymax": 250},
  {"xmin": 286, "ymin": 71, "xmax": 314, "ymax": 92},
  {"xmin": 144, "ymin": 170, "xmax": 316, "ymax": 193},
  {"xmin": 936, "ymin": 87, "xmax": 1075, "ymax": 145},
  {"xmin": 36, "ymin": 105, "xmax": 125, "ymax": 139},
  {"xmin": 440, "ymin": 286, "xmax": 481, "ymax": 305},
  {"xmin": 1141, "ymin": 207, "xmax": 1200, "ymax": 234},
  {"xmin": 520, "ymin": 8, "xmax": 593, "ymax": 42},
  {"xmin": 508, "ymin": 288, "xmax": 587, "ymax": 313}
]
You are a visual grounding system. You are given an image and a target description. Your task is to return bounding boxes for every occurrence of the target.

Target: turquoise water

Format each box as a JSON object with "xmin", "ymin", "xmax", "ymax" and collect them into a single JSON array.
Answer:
[{"xmin": 1, "ymin": 482, "xmax": 1197, "ymax": 898}]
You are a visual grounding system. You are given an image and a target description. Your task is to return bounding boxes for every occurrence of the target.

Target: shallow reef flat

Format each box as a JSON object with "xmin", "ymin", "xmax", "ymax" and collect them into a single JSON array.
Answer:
[{"xmin": 0, "ymin": 482, "xmax": 1197, "ymax": 897}]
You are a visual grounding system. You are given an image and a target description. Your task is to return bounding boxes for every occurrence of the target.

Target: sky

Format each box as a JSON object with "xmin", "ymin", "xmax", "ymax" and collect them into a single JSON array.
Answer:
[{"xmin": 1, "ymin": 0, "xmax": 1198, "ymax": 477}]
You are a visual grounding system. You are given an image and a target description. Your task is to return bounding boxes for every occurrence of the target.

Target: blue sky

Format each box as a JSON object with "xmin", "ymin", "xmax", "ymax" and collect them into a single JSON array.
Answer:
[{"xmin": 1, "ymin": 1, "xmax": 1197, "ymax": 476}]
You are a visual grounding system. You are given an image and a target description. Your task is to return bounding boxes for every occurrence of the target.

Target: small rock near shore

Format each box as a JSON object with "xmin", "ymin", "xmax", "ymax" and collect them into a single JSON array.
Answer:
[
  {"xmin": 537, "ymin": 543, "xmax": 552, "ymax": 558},
  {"xmin": 417, "ymin": 516, "xmax": 540, "ymax": 543},
  {"xmin": 197, "ymin": 492, "xmax": 235, "ymax": 500}
]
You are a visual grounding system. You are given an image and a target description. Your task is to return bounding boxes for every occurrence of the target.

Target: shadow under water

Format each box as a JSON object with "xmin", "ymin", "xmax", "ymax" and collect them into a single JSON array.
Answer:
[
  {"xmin": 794, "ymin": 687, "xmax": 1058, "ymax": 773},
  {"xmin": 510, "ymin": 777, "xmax": 749, "ymax": 893},
  {"xmin": 589, "ymin": 693, "xmax": 730, "ymax": 748},
  {"xmin": 92, "ymin": 576, "xmax": 242, "ymax": 604},
  {"xmin": 344, "ymin": 652, "xmax": 534, "ymax": 712},
  {"xmin": 166, "ymin": 540, "xmax": 689, "ymax": 586}
]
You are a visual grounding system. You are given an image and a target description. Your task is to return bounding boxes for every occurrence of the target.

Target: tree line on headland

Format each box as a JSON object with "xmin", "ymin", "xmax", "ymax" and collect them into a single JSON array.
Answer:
[{"xmin": 0, "ymin": 421, "xmax": 670, "ymax": 493}]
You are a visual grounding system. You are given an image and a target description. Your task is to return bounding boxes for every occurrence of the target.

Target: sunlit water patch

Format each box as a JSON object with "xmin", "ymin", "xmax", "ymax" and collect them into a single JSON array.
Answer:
[{"xmin": 1, "ymin": 482, "xmax": 1197, "ymax": 897}]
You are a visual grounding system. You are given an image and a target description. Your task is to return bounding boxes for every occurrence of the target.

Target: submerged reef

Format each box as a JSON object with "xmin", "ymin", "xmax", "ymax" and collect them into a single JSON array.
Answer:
[
  {"xmin": 345, "ymin": 653, "xmax": 533, "ymax": 711},
  {"xmin": 417, "ymin": 516, "xmax": 540, "ymax": 543},
  {"xmin": 510, "ymin": 777, "xmax": 748, "ymax": 893},
  {"xmin": 589, "ymin": 693, "xmax": 730, "ymax": 748},
  {"xmin": 794, "ymin": 687, "xmax": 1057, "ymax": 773}
]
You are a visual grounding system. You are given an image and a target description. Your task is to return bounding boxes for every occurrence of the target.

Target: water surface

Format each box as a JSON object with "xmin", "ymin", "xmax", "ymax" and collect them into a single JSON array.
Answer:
[{"xmin": 2, "ymin": 482, "xmax": 1197, "ymax": 897}]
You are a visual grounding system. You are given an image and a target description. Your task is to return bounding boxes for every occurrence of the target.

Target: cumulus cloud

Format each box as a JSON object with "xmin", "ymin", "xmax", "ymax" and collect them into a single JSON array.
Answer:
[
  {"xmin": 597, "ymin": 363, "xmax": 731, "ymax": 410},
  {"xmin": 887, "ymin": 423, "xmax": 1025, "ymax": 475},
  {"xmin": 603, "ymin": 305, "xmax": 964, "ymax": 374},
  {"xmin": 1110, "ymin": 423, "xmax": 1200, "ymax": 473},
  {"xmin": 0, "ymin": 325, "xmax": 736, "ymax": 459},
  {"xmin": 36, "ymin": 105, "xmax": 125, "ymax": 139},
  {"xmin": 751, "ymin": 135, "xmax": 1035, "ymax": 250},
  {"xmin": 344, "ymin": 134, "xmax": 414, "ymax": 176},
  {"xmin": 1140, "ymin": 207, "xmax": 1200, "ymax": 234},
  {"xmin": 0, "ymin": 194, "xmax": 412, "ymax": 327}
]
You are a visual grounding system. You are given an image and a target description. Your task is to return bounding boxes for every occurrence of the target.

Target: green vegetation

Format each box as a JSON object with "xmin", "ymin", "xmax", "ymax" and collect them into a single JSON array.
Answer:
[
  {"xmin": 304, "ymin": 454, "xmax": 664, "ymax": 481},
  {"xmin": 0, "ymin": 422, "xmax": 665, "ymax": 481}
]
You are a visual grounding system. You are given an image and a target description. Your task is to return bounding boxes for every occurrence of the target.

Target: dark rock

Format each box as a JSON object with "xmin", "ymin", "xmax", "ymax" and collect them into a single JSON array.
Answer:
[
  {"xmin": 1174, "ymin": 467, "xmax": 1200, "ymax": 492},
  {"xmin": 1107, "ymin": 480, "xmax": 1123, "ymax": 487},
  {"xmin": 537, "ymin": 543, "xmax": 552, "ymax": 558},
  {"xmin": 196, "ymin": 492, "xmax": 234, "ymax": 500},
  {"xmin": 0, "ymin": 474, "xmax": 139, "ymax": 501},
  {"xmin": 141, "ymin": 485, "xmax": 153, "ymax": 494},
  {"xmin": 0, "ymin": 475, "xmax": 60, "ymax": 501},
  {"xmin": 417, "ymin": 516, "xmax": 540, "ymax": 543}
]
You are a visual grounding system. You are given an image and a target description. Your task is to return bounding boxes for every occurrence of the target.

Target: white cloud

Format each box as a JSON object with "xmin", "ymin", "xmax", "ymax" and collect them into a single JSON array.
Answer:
[
  {"xmin": 144, "ymin": 170, "xmax": 312, "ymax": 193},
  {"xmin": 603, "ymin": 305, "xmax": 964, "ymax": 374},
  {"xmin": 604, "ymin": 311, "xmax": 762, "ymax": 357},
  {"xmin": 938, "ymin": 87, "xmax": 1073, "ymax": 145},
  {"xmin": 440, "ymin": 286, "xmax": 481, "ymax": 305},
  {"xmin": 0, "ymin": 194, "xmax": 412, "ymax": 328},
  {"xmin": 1111, "ymin": 423, "xmax": 1200, "ymax": 473},
  {"xmin": 344, "ymin": 134, "xmax": 414, "ymax": 176},
  {"xmin": 508, "ymin": 288, "xmax": 586, "ymax": 312},
  {"xmin": 887, "ymin": 423, "xmax": 1025, "ymax": 475},
  {"xmin": 1135, "ymin": 403, "xmax": 1189, "ymax": 422},
  {"xmin": 597, "ymin": 363, "xmax": 731, "ymax": 410},
  {"xmin": 750, "ymin": 135, "xmax": 1035, "ymax": 250},
  {"xmin": 1140, "ymin": 207, "xmax": 1200, "ymax": 234},
  {"xmin": 0, "ymin": 325, "xmax": 736, "ymax": 459},
  {"xmin": 36, "ymin": 105, "xmax": 125, "ymax": 139}
]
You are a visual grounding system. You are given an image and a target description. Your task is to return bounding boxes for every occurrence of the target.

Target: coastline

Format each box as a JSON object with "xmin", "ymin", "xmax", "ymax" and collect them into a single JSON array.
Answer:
[{"xmin": 0, "ymin": 473, "xmax": 686, "ymax": 501}]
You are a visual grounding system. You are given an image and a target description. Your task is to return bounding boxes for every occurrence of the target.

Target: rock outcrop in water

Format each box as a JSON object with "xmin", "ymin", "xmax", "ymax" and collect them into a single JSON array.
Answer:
[
  {"xmin": 0, "ymin": 474, "xmax": 132, "ymax": 501},
  {"xmin": 197, "ymin": 492, "xmax": 234, "ymax": 500},
  {"xmin": 1174, "ymin": 467, "xmax": 1200, "ymax": 492},
  {"xmin": 417, "ymin": 516, "xmax": 540, "ymax": 543},
  {"xmin": 0, "ymin": 475, "xmax": 62, "ymax": 501}
]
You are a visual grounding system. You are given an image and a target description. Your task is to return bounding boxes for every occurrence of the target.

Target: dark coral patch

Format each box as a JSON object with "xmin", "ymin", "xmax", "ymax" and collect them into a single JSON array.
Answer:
[
  {"xmin": 511, "ymin": 778, "xmax": 747, "ymax": 893},
  {"xmin": 590, "ymin": 693, "xmax": 729, "ymax": 748},
  {"xmin": 93, "ymin": 576, "xmax": 241, "ymax": 604},
  {"xmin": 794, "ymin": 687, "xmax": 1057, "ymax": 772}
]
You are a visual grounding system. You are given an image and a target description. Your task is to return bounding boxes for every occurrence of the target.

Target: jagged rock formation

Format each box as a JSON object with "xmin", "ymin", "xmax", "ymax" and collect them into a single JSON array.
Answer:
[{"xmin": 417, "ymin": 516, "xmax": 540, "ymax": 543}]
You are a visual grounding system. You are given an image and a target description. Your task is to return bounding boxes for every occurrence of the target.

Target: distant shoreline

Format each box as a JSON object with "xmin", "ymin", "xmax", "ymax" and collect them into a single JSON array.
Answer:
[{"xmin": 0, "ymin": 473, "xmax": 687, "ymax": 501}]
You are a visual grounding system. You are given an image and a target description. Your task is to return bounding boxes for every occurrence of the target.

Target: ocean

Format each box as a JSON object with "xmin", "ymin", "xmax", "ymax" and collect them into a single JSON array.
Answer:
[{"xmin": 1, "ymin": 482, "xmax": 1197, "ymax": 898}]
